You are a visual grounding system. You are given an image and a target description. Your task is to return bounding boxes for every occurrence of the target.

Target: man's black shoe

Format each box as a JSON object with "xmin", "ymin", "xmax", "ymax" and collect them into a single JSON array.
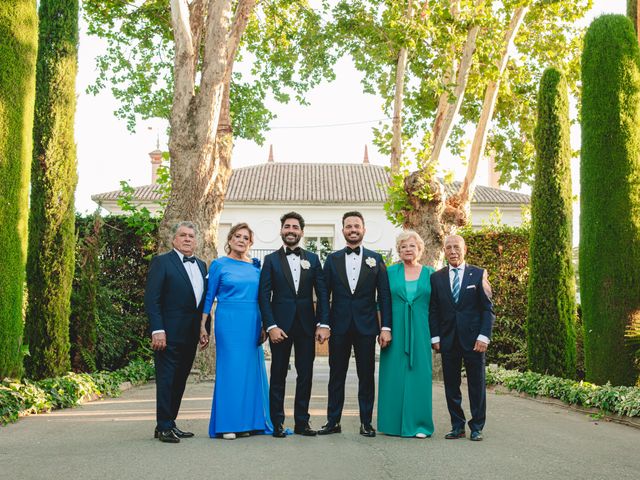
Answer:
[
  {"xmin": 359, "ymin": 423, "xmax": 376, "ymax": 437},
  {"xmin": 317, "ymin": 422, "xmax": 341, "ymax": 435},
  {"xmin": 444, "ymin": 428, "xmax": 466, "ymax": 439},
  {"xmin": 294, "ymin": 424, "xmax": 317, "ymax": 436},
  {"xmin": 172, "ymin": 427, "xmax": 194, "ymax": 438},
  {"xmin": 157, "ymin": 429, "xmax": 180, "ymax": 443},
  {"xmin": 272, "ymin": 424, "xmax": 286, "ymax": 438}
]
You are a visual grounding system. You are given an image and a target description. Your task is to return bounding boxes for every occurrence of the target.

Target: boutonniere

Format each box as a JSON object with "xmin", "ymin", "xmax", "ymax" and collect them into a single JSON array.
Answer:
[
  {"xmin": 300, "ymin": 259, "xmax": 311, "ymax": 270},
  {"xmin": 365, "ymin": 257, "xmax": 376, "ymax": 268}
]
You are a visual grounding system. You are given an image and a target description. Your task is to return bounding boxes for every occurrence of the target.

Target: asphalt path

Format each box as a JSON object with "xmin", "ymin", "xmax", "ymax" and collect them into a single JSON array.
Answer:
[{"xmin": 2, "ymin": 358, "xmax": 639, "ymax": 480}]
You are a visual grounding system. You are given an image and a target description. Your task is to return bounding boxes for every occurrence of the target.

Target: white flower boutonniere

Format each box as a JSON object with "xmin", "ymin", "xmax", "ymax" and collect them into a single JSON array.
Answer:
[
  {"xmin": 365, "ymin": 257, "xmax": 376, "ymax": 268},
  {"xmin": 300, "ymin": 259, "xmax": 311, "ymax": 270}
]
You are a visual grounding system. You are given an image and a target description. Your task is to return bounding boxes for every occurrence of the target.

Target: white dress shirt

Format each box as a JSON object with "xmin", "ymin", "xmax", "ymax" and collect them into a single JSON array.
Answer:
[
  {"xmin": 345, "ymin": 246, "xmax": 363, "ymax": 294},
  {"xmin": 431, "ymin": 262, "xmax": 490, "ymax": 345},
  {"xmin": 152, "ymin": 249, "xmax": 203, "ymax": 336}
]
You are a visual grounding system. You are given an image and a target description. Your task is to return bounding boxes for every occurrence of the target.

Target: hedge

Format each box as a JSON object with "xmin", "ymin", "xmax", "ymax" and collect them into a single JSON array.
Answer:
[
  {"xmin": 527, "ymin": 67, "xmax": 576, "ymax": 378},
  {"xmin": 25, "ymin": 0, "xmax": 80, "ymax": 379},
  {"xmin": 0, "ymin": 358, "xmax": 154, "ymax": 426},
  {"xmin": 487, "ymin": 365, "xmax": 640, "ymax": 418},
  {"xmin": 0, "ymin": 0, "xmax": 38, "ymax": 379},
  {"xmin": 461, "ymin": 225, "xmax": 530, "ymax": 370},
  {"xmin": 580, "ymin": 15, "xmax": 640, "ymax": 386}
]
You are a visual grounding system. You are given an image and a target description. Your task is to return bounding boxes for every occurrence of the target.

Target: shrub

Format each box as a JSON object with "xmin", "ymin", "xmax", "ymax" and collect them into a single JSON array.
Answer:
[{"xmin": 580, "ymin": 15, "xmax": 640, "ymax": 386}]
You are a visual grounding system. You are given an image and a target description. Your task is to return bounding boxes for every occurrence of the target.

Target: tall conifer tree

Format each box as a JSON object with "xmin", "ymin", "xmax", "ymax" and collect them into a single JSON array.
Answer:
[
  {"xmin": 581, "ymin": 15, "xmax": 640, "ymax": 386},
  {"xmin": 0, "ymin": 0, "xmax": 38, "ymax": 378},
  {"xmin": 527, "ymin": 68, "xmax": 576, "ymax": 378},
  {"xmin": 24, "ymin": 0, "xmax": 79, "ymax": 378}
]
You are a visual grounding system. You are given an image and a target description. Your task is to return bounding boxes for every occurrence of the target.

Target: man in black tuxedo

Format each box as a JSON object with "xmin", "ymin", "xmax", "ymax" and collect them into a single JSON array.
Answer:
[
  {"xmin": 144, "ymin": 221, "xmax": 208, "ymax": 443},
  {"xmin": 258, "ymin": 212, "xmax": 329, "ymax": 438},
  {"xmin": 429, "ymin": 234, "xmax": 495, "ymax": 441},
  {"xmin": 318, "ymin": 211, "xmax": 392, "ymax": 437}
]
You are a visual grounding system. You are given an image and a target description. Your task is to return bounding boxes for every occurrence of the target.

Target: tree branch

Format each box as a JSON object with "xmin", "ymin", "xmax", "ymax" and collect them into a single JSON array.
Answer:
[{"xmin": 170, "ymin": 0, "xmax": 196, "ymax": 123}]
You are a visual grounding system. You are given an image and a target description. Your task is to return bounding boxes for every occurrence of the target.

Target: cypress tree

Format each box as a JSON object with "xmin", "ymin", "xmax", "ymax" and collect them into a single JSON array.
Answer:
[
  {"xmin": 24, "ymin": 0, "xmax": 79, "ymax": 379},
  {"xmin": 581, "ymin": 15, "xmax": 640, "ymax": 386},
  {"xmin": 0, "ymin": 1, "xmax": 38, "ymax": 379},
  {"xmin": 527, "ymin": 68, "xmax": 576, "ymax": 378}
]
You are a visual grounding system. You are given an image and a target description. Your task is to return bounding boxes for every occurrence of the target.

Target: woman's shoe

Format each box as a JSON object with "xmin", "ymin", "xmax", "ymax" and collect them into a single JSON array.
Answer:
[
  {"xmin": 222, "ymin": 433, "xmax": 237, "ymax": 440},
  {"xmin": 415, "ymin": 433, "xmax": 427, "ymax": 439}
]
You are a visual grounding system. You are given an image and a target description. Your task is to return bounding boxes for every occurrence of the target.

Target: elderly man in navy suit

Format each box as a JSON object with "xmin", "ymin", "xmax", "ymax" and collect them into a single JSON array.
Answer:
[
  {"xmin": 144, "ymin": 221, "xmax": 208, "ymax": 443},
  {"xmin": 259, "ymin": 212, "xmax": 329, "ymax": 438},
  {"xmin": 429, "ymin": 234, "xmax": 495, "ymax": 441},
  {"xmin": 318, "ymin": 211, "xmax": 392, "ymax": 438}
]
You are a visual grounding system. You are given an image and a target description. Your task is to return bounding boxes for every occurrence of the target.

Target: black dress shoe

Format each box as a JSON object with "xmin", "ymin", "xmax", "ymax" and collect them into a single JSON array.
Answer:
[
  {"xmin": 359, "ymin": 423, "xmax": 376, "ymax": 437},
  {"xmin": 317, "ymin": 422, "xmax": 341, "ymax": 435},
  {"xmin": 157, "ymin": 429, "xmax": 180, "ymax": 443},
  {"xmin": 294, "ymin": 424, "xmax": 317, "ymax": 436},
  {"xmin": 444, "ymin": 428, "xmax": 466, "ymax": 439},
  {"xmin": 272, "ymin": 424, "xmax": 286, "ymax": 438},
  {"xmin": 172, "ymin": 427, "xmax": 194, "ymax": 438},
  {"xmin": 470, "ymin": 431, "xmax": 483, "ymax": 441}
]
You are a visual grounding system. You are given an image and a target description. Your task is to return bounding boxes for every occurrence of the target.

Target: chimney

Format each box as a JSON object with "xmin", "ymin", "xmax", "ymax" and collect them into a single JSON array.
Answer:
[
  {"xmin": 487, "ymin": 150, "xmax": 500, "ymax": 189},
  {"xmin": 267, "ymin": 144, "xmax": 274, "ymax": 163},
  {"xmin": 363, "ymin": 144, "xmax": 370, "ymax": 164},
  {"xmin": 149, "ymin": 148, "xmax": 163, "ymax": 184}
]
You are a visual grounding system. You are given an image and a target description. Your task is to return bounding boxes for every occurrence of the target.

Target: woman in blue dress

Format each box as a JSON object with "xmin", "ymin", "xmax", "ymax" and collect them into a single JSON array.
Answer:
[{"xmin": 200, "ymin": 223, "xmax": 272, "ymax": 439}]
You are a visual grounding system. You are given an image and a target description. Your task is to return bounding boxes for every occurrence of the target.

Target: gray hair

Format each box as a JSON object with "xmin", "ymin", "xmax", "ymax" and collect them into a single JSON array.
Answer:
[
  {"xmin": 395, "ymin": 230, "xmax": 425, "ymax": 257},
  {"xmin": 171, "ymin": 221, "xmax": 197, "ymax": 238}
]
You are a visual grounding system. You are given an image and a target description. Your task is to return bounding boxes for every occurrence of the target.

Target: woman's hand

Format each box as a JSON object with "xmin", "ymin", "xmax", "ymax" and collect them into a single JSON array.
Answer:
[
  {"xmin": 199, "ymin": 325, "xmax": 210, "ymax": 350},
  {"xmin": 259, "ymin": 329, "xmax": 268, "ymax": 345}
]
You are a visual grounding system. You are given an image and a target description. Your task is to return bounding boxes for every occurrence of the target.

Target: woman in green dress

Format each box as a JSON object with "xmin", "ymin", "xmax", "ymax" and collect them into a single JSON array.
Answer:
[{"xmin": 377, "ymin": 230, "xmax": 435, "ymax": 438}]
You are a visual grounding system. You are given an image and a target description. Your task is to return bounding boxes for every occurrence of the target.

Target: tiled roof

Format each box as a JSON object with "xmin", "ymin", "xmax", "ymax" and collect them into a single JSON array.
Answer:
[{"xmin": 92, "ymin": 163, "xmax": 529, "ymax": 205}]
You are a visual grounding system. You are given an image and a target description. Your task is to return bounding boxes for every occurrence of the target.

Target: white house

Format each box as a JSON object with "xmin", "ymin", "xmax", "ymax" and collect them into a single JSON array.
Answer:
[{"xmin": 92, "ymin": 148, "xmax": 530, "ymax": 257}]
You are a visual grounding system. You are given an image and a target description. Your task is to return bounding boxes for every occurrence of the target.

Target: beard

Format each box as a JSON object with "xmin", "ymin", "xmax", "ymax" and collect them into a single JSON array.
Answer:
[
  {"xmin": 281, "ymin": 232, "xmax": 301, "ymax": 247},
  {"xmin": 343, "ymin": 232, "xmax": 363, "ymax": 246}
]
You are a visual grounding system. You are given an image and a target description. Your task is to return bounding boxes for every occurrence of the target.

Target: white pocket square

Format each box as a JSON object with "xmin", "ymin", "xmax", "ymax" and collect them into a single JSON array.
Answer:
[
  {"xmin": 466, "ymin": 285, "xmax": 476, "ymax": 289},
  {"xmin": 205, "ymin": 274, "xmax": 209, "ymax": 279}
]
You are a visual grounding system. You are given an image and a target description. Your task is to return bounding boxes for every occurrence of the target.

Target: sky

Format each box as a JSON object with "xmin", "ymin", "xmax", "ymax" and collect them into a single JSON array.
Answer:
[{"xmin": 74, "ymin": 0, "xmax": 627, "ymax": 214}]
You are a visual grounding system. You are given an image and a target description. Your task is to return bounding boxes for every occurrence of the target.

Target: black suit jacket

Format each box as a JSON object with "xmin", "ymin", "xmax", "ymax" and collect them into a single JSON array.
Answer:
[
  {"xmin": 323, "ymin": 248, "xmax": 392, "ymax": 336},
  {"xmin": 144, "ymin": 250, "xmax": 207, "ymax": 345},
  {"xmin": 258, "ymin": 247, "xmax": 329, "ymax": 336},
  {"xmin": 428, "ymin": 264, "xmax": 495, "ymax": 352}
]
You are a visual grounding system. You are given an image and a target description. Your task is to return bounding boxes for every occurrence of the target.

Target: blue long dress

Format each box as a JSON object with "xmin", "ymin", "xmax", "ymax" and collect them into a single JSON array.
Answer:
[{"xmin": 202, "ymin": 256, "xmax": 273, "ymax": 437}]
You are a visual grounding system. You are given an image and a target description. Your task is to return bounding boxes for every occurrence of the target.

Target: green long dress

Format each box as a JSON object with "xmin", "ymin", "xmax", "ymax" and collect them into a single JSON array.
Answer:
[{"xmin": 377, "ymin": 263, "xmax": 435, "ymax": 437}]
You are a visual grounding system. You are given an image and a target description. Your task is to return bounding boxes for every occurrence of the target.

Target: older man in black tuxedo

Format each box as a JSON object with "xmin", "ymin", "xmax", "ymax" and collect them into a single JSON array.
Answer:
[
  {"xmin": 429, "ymin": 234, "xmax": 495, "ymax": 442},
  {"xmin": 259, "ymin": 212, "xmax": 329, "ymax": 438},
  {"xmin": 144, "ymin": 221, "xmax": 208, "ymax": 443},
  {"xmin": 318, "ymin": 211, "xmax": 392, "ymax": 438}
]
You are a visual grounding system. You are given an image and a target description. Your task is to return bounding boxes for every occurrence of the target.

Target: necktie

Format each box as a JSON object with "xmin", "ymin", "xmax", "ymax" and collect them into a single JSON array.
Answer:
[
  {"xmin": 286, "ymin": 247, "xmax": 301, "ymax": 256},
  {"xmin": 183, "ymin": 256, "xmax": 196, "ymax": 264},
  {"xmin": 346, "ymin": 246, "xmax": 361, "ymax": 255},
  {"xmin": 452, "ymin": 267, "xmax": 460, "ymax": 302}
]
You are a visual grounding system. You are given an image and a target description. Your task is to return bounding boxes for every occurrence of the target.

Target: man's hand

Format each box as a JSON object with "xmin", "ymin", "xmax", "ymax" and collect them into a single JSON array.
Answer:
[
  {"xmin": 378, "ymin": 330, "xmax": 392, "ymax": 349},
  {"xmin": 268, "ymin": 327, "xmax": 288, "ymax": 344},
  {"xmin": 432, "ymin": 342, "xmax": 440, "ymax": 352},
  {"xmin": 473, "ymin": 340, "xmax": 488, "ymax": 353},
  {"xmin": 151, "ymin": 332, "xmax": 167, "ymax": 351},
  {"xmin": 315, "ymin": 327, "xmax": 330, "ymax": 344}
]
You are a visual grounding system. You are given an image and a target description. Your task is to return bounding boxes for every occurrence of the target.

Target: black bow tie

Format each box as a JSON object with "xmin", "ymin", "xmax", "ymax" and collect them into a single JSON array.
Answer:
[
  {"xmin": 346, "ymin": 246, "xmax": 361, "ymax": 255},
  {"xmin": 286, "ymin": 247, "xmax": 301, "ymax": 256},
  {"xmin": 183, "ymin": 256, "xmax": 196, "ymax": 263}
]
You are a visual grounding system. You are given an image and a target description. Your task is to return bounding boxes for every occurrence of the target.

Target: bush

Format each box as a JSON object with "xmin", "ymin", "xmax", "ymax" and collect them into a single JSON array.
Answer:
[
  {"xmin": 0, "ymin": 358, "xmax": 154, "ymax": 425},
  {"xmin": 487, "ymin": 365, "xmax": 640, "ymax": 417},
  {"xmin": 580, "ymin": 15, "xmax": 640, "ymax": 386},
  {"xmin": 461, "ymin": 224, "xmax": 529, "ymax": 370}
]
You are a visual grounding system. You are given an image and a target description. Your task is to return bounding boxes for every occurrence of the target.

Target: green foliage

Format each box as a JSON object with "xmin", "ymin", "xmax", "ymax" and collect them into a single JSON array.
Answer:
[
  {"xmin": 383, "ymin": 161, "xmax": 437, "ymax": 227},
  {"xmin": 580, "ymin": 15, "xmax": 640, "ymax": 386},
  {"xmin": 24, "ymin": 0, "xmax": 79, "ymax": 380},
  {"xmin": 526, "ymin": 68, "xmax": 576, "ymax": 378},
  {"xmin": 460, "ymin": 224, "xmax": 530, "ymax": 370},
  {"xmin": 0, "ymin": 0, "xmax": 38, "ymax": 379},
  {"xmin": 329, "ymin": 0, "xmax": 591, "ymax": 188},
  {"xmin": 83, "ymin": 0, "xmax": 338, "ymax": 137},
  {"xmin": 71, "ymin": 215, "xmax": 158, "ymax": 371},
  {"xmin": 0, "ymin": 358, "xmax": 154, "ymax": 425},
  {"xmin": 305, "ymin": 238, "xmax": 333, "ymax": 262},
  {"xmin": 630, "ymin": 1, "xmax": 639, "ymax": 35},
  {"xmin": 486, "ymin": 365, "xmax": 640, "ymax": 417}
]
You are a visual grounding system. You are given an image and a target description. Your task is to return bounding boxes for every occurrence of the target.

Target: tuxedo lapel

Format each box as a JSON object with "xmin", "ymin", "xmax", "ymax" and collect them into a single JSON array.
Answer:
[
  {"xmin": 334, "ymin": 251, "xmax": 350, "ymax": 293},
  {"xmin": 458, "ymin": 266, "xmax": 474, "ymax": 304},
  {"xmin": 354, "ymin": 249, "xmax": 374, "ymax": 295},
  {"xmin": 169, "ymin": 250, "xmax": 192, "ymax": 291},
  {"xmin": 277, "ymin": 248, "xmax": 297, "ymax": 295},
  {"xmin": 441, "ymin": 267, "xmax": 456, "ymax": 306},
  {"xmin": 299, "ymin": 249, "xmax": 310, "ymax": 292}
]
